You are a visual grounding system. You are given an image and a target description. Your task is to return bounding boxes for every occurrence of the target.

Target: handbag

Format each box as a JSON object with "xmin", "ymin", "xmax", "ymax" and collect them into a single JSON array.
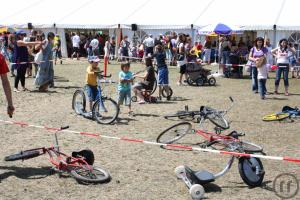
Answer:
[{"xmin": 34, "ymin": 50, "xmax": 43, "ymax": 64}]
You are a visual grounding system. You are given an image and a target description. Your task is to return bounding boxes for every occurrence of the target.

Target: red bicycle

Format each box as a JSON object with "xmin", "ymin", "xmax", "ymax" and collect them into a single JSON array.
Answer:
[{"xmin": 4, "ymin": 126, "xmax": 110, "ymax": 184}]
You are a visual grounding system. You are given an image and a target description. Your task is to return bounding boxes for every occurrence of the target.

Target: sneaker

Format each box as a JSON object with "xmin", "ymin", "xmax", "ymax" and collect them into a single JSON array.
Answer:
[
  {"xmin": 14, "ymin": 88, "xmax": 20, "ymax": 93},
  {"xmin": 138, "ymin": 100, "xmax": 145, "ymax": 104}
]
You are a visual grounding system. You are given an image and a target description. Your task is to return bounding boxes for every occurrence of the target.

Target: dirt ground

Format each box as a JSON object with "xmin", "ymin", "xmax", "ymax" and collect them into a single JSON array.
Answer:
[{"xmin": 0, "ymin": 60, "xmax": 300, "ymax": 200}]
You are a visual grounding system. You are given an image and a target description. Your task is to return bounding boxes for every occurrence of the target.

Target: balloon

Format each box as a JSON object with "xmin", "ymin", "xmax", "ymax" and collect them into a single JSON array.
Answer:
[{"xmin": 271, "ymin": 65, "xmax": 277, "ymax": 70}]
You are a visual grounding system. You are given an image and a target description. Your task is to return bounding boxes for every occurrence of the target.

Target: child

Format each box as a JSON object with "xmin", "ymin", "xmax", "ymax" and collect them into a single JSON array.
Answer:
[
  {"xmin": 132, "ymin": 56, "xmax": 156, "ymax": 104},
  {"xmin": 118, "ymin": 62, "xmax": 133, "ymax": 115},
  {"xmin": 85, "ymin": 56, "xmax": 101, "ymax": 112},
  {"xmin": 153, "ymin": 44, "xmax": 170, "ymax": 100},
  {"xmin": 257, "ymin": 57, "xmax": 268, "ymax": 100}
]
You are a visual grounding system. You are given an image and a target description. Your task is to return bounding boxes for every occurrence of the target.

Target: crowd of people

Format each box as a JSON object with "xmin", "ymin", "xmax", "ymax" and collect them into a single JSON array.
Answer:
[
  {"xmin": 0, "ymin": 30, "xmax": 63, "ymax": 93},
  {"xmin": 0, "ymin": 29, "xmax": 300, "ymax": 120}
]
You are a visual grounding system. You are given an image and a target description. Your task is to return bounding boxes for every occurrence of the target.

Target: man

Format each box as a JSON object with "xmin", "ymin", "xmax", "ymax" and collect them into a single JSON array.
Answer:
[
  {"xmin": 143, "ymin": 34, "xmax": 154, "ymax": 57},
  {"xmin": 0, "ymin": 53, "xmax": 14, "ymax": 117},
  {"xmin": 71, "ymin": 33, "xmax": 80, "ymax": 60}
]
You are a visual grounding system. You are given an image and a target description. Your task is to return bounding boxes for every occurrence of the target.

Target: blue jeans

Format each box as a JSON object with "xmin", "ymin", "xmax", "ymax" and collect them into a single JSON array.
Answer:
[
  {"xmin": 251, "ymin": 67, "xmax": 258, "ymax": 91},
  {"xmin": 221, "ymin": 51, "xmax": 230, "ymax": 64},
  {"xmin": 275, "ymin": 64, "xmax": 289, "ymax": 87},
  {"xmin": 258, "ymin": 79, "xmax": 267, "ymax": 97}
]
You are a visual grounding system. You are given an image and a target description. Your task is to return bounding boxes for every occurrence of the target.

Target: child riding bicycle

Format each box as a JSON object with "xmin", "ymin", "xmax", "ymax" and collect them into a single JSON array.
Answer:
[
  {"xmin": 132, "ymin": 56, "xmax": 156, "ymax": 104},
  {"xmin": 85, "ymin": 56, "xmax": 103, "ymax": 113}
]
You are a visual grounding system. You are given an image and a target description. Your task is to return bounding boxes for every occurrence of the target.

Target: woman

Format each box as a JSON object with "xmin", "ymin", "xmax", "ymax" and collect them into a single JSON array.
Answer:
[
  {"xmin": 203, "ymin": 36, "xmax": 212, "ymax": 64},
  {"xmin": 271, "ymin": 38, "xmax": 296, "ymax": 96},
  {"xmin": 14, "ymin": 30, "xmax": 41, "ymax": 92},
  {"xmin": 248, "ymin": 37, "xmax": 268, "ymax": 93},
  {"xmin": 177, "ymin": 34, "xmax": 187, "ymax": 85},
  {"xmin": 35, "ymin": 32, "xmax": 55, "ymax": 92}
]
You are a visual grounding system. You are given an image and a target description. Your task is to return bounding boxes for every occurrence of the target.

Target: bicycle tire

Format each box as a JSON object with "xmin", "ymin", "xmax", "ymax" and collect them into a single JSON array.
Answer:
[
  {"xmin": 4, "ymin": 150, "xmax": 41, "ymax": 161},
  {"xmin": 156, "ymin": 122, "xmax": 192, "ymax": 144},
  {"xmin": 71, "ymin": 165, "xmax": 111, "ymax": 184},
  {"xmin": 262, "ymin": 113, "xmax": 290, "ymax": 121},
  {"xmin": 207, "ymin": 112, "xmax": 229, "ymax": 129},
  {"xmin": 72, "ymin": 90, "xmax": 86, "ymax": 115},
  {"xmin": 238, "ymin": 157, "xmax": 264, "ymax": 187},
  {"xmin": 92, "ymin": 97, "xmax": 119, "ymax": 124},
  {"xmin": 162, "ymin": 87, "xmax": 173, "ymax": 98},
  {"xmin": 149, "ymin": 79, "xmax": 157, "ymax": 96},
  {"xmin": 239, "ymin": 141, "xmax": 263, "ymax": 153}
]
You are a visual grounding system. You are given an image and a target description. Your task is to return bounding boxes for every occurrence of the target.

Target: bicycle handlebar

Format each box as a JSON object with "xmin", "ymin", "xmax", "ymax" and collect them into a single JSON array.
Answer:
[{"xmin": 60, "ymin": 126, "xmax": 69, "ymax": 130}]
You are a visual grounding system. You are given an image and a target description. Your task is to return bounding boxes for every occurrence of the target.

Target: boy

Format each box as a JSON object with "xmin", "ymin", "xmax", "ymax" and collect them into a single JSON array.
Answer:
[
  {"xmin": 86, "ymin": 56, "xmax": 101, "ymax": 113},
  {"xmin": 118, "ymin": 62, "xmax": 133, "ymax": 115}
]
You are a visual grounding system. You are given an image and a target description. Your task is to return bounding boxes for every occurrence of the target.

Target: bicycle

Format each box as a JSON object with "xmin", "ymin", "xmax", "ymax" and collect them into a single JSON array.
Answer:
[
  {"xmin": 163, "ymin": 97, "xmax": 234, "ymax": 129},
  {"xmin": 262, "ymin": 106, "xmax": 300, "ymax": 122},
  {"xmin": 72, "ymin": 71, "xmax": 119, "ymax": 124},
  {"xmin": 4, "ymin": 126, "xmax": 111, "ymax": 184},
  {"xmin": 157, "ymin": 98, "xmax": 265, "ymax": 199},
  {"xmin": 131, "ymin": 69, "xmax": 173, "ymax": 102}
]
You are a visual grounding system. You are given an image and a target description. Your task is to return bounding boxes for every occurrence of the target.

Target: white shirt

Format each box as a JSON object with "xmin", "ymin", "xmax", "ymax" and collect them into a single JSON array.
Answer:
[
  {"xmin": 90, "ymin": 39, "xmax": 99, "ymax": 50},
  {"xmin": 143, "ymin": 37, "xmax": 154, "ymax": 47},
  {"xmin": 72, "ymin": 35, "xmax": 80, "ymax": 48},
  {"xmin": 276, "ymin": 48, "xmax": 289, "ymax": 64},
  {"xmin": 257, "ymin": 65, "xmax": 268, "ymax": 79}
]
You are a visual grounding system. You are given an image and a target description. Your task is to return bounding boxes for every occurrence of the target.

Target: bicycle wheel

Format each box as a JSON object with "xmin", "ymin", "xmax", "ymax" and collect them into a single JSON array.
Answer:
[
  {"xmin": 238, "ymin": 157, "xmax": 264, "ymax": 187},
  {"xmin": 162, "ymin": 87, "xmax": 173, "ymax": 98},
  {"xmin": 149, "ymin": 79, "xmax": 157, "ymax": 95},
  {"xmin": 4, "ymin": 150, "xmax": 41, "ymax": 161},
  {"xmin": 156, "ymin": 122, "xmax": 192, "ymax": 144},
  {"xmin": 262, "ymin": 113, "xmax": 290, "ymax": 121},
  {"xmin": 239, "ymin": 141, "xmax": 263, "ymax": 153},
  {"xmin": 72, "ymin": 90, "xmax": 86, "ymax": 115},
  {"xmin": 71, "ymin": 165, "xmax": 111, "ymax": 184},
  {"xmin": 92, "ymin": 97, "xmax": 119, "ymax": 124},
  {"xmin": 207, "ymin": 112, "xmax": 229, "ymax": 129}
]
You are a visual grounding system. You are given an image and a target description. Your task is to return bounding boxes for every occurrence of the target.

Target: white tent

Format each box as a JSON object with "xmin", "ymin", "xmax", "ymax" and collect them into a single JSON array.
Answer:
[{"xmin": 2, "ymin": 0, "xmax": 300, "ymax": 56}]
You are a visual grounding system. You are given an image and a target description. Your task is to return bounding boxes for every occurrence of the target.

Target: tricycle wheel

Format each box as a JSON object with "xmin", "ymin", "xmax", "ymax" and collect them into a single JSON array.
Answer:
[{"xmin": 189, "ymin": 184, "xmax": 205, "ymax": 199}]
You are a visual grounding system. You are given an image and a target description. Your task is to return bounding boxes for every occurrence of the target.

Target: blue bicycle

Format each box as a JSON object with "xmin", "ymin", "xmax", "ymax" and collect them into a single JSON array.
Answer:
[{"xmin": 72, "ymin": 72, "xmax": 119, "ymax": 124}]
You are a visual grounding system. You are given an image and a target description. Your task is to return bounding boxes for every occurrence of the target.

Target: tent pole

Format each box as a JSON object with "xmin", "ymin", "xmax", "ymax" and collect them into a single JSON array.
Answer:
[{"xmin": 273, "ymin": 24, "xmax": 277, "ymax": 47}]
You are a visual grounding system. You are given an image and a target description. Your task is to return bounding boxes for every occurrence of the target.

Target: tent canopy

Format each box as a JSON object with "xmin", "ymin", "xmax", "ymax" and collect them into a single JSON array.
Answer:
[{"xmin": 1, "ymin": 0, "xmax": 299, "ymax": 30}]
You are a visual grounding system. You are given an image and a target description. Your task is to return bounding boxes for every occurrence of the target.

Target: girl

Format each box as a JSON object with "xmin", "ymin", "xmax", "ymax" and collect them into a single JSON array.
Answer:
[
  {"xmin": 271, "ymin": 38, "xmax": 296, "ymax": 96},
  {"xmin": 248, "ymin": 37, "xmax": 268, "ymax": 93},
  {"xmin": 132, "ymin": 56, "xmax": 156, "ymax": 104}
]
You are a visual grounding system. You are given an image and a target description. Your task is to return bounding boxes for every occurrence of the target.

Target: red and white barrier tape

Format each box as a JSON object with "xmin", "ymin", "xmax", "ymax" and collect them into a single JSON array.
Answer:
[{"xmin": 1, "ymin": 119, "xmax": 299, "ymax": 163}]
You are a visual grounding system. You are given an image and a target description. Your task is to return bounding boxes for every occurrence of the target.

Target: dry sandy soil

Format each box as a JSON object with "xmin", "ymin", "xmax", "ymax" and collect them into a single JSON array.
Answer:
[{"xmin": 0, "ymin": 60, "xmax": 300, "ymax": 200}]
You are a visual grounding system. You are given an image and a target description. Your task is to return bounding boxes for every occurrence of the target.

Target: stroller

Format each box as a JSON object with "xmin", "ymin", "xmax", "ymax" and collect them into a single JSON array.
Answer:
[{"xmin": 186, "ymin": 63, "xmax": 216, "ymax": 86}]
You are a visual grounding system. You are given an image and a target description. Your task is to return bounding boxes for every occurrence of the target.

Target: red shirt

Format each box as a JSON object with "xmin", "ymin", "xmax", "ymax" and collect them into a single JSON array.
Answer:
[{"xmin": 0, "ymin": 54, "xmax": 9, "ymax": 75}]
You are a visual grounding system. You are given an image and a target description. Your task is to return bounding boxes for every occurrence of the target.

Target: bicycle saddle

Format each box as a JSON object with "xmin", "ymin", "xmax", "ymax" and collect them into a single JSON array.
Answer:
[
  {"xmin": 282, "ymin": 106, "xmax": 299, "ymax": 113},
  {"xmin": 72, "ymin": 149, "xmax": 95, "ymax": 165},
  {"xmin": 185, "ymin": 166, "xmax": 215, "ymax": 184}
]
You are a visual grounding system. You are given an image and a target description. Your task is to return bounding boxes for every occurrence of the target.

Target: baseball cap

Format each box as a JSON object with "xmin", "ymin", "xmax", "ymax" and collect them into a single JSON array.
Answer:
[
  {"xmin": 88, "ymin": 56, "xmax": 100, "ymax": 63},
  {"xmin": 15, "ymin": 30, "xmax": 26, "ymax": 35}
]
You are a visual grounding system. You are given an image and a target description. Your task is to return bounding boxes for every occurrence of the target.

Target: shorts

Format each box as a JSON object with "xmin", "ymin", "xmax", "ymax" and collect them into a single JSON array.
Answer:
[
  {"xmin": 133, "ymin": 82, "xmax": 145, "ymax": 90},
  {"xmin": 85, "ymin": 85, "xmax": 99, "ymax": 102},
  {"xmin": 179, "ymin": 64, "xmax": 186, "ymax": 74},
  {"xmin": 118, "ymin": 90, "xmax": 131, "ymax": 106},
  {"xmin": 145, "ymin": 47, "xmax": 153, "ymax": 56},
  {"xmin": 73, "ymin": 47, "xmax": 79, "ymax": 54},
  {"xmin": 158, "ymin": 67, "xmax": 169, "ymax": 85}
]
